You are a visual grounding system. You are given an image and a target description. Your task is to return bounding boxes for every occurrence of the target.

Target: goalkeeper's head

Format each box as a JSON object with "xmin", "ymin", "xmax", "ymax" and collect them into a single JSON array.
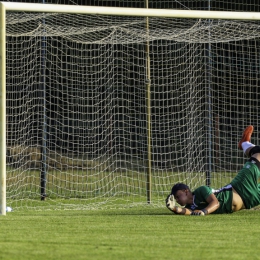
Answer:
[
  {"xmin": 171, "ymin": 183, "xmax": 190, "ymax": 196},
  {"xmin": 171, "ymin": 183, "xmax": 191, "ymax": 206}
]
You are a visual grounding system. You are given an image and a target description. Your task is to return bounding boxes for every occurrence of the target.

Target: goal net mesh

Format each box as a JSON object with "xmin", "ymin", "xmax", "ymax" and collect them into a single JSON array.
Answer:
[{"xmin": 6, "ymin": 11, "xmax": 260, "ymax": 210}]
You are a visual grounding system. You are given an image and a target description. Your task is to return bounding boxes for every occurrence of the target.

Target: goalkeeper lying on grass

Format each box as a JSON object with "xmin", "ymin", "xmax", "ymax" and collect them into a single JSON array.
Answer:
[{"xmin": 166, "ymin": 125, "xmax": 260, "ymax": 215}]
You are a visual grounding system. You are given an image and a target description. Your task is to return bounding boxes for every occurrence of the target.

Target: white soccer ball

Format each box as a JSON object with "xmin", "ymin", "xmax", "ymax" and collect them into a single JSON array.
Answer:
[{"xmin": 6, "ymin": 206, "xmax": 12, "ymax": 212}]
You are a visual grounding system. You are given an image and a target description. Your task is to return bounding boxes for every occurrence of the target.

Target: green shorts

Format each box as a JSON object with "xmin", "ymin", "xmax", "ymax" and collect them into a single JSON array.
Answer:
[{"xmin": 231, "ymin": 157, "xmax": 260, "ymax": 209}]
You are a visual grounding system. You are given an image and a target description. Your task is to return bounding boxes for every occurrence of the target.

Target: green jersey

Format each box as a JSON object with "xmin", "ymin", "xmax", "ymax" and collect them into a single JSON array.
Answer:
[
  {"xmin": 184, "ymin": 158, "xmax": 260, "ymax": 213},
  {"xmin": 185, "ymin": 185, "xmax": 233, "ymax": 214},
  {"xmin": 231, "ymin": 159, "xmax": 260, "ymax": 209}
]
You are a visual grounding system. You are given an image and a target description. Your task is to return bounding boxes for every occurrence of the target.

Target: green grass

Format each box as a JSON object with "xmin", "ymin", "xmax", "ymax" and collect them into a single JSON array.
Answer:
[{"xmin": 1, "ymin": 207, "xmax": 260, "ymax": 260}]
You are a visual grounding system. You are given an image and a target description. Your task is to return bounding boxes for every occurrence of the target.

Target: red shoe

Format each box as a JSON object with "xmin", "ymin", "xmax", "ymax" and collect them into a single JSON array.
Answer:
[{"xmin": 238, "ymin": 125, "xmax": 254, "ymax": 150}]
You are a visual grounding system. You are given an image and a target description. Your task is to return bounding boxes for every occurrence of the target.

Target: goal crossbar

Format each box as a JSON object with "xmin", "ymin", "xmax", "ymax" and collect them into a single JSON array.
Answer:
[{"xmin": 1, "ymin": 2, "xmax": 260, "ymax": 20}]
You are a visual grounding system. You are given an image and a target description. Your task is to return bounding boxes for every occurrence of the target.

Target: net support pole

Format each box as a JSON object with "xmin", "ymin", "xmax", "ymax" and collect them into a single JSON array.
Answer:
[
  {"xmin": 206, "ymin": 0, "xmax": 212, "ymax": 186},
  {"xmin": 0, "ymin": 3, "xmax": 6, "ymax": 215},
  {"xmin": 145, "ymin": 0, "xmax": 152, "ymax": 204},
  {"xmin": 40, "ymin": 0, "xmax": 47, "ymax": 201}
]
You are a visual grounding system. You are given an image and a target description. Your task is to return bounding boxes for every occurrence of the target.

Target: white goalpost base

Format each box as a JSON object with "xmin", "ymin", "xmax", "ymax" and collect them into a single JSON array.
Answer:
[{"xmin": 1, "ymin": 2, "xmax": 260, "ymax": 214}]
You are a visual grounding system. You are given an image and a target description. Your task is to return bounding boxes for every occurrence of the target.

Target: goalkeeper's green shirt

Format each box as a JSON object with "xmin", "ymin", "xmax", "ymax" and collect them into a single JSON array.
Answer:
[{"xmin": 185, "ymin": 185, "xmax": 233, "ymax": 214}]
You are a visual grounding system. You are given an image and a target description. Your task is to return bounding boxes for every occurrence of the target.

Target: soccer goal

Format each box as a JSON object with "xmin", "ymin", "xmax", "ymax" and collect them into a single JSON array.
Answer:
[{"xmin": 1, "ymin": 2, "xmax": 260, "ymax": 214}]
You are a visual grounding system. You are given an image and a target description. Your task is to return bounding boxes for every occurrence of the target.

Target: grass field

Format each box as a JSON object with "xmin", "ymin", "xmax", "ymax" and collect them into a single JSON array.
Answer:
[{"xmin": 1, "ymin": 206, "xmax": 260, "ymax": 260}]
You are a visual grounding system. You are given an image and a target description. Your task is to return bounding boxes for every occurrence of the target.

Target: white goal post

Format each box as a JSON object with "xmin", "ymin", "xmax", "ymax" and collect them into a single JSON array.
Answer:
[{"xmin": 1, "ymin": 2, "xmax": 260, "ymax": 215}]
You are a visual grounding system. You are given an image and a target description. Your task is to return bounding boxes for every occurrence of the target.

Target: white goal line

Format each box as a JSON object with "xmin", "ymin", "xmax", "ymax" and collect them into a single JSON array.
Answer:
[{"xmin": 1, "ymin": 1, "xmax": 260, "ymax": 20}]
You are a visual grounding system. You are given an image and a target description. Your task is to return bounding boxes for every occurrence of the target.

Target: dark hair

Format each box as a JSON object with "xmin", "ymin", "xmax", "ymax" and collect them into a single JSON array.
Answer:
[{"xmin": 171, "ymin": 183, "xmax": 190, "ymax": 196}]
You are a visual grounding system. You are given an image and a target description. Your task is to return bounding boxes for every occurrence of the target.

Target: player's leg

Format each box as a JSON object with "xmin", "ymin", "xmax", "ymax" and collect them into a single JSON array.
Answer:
[
  {"xmin": 249, "ymin": 148, "xmax": 260, "ymax": 162},
  {"xmin": 238, "ymin": 125, "xmax": 255, "ymax": 157},
  {"xmin": 234, "ymin": 125, "xmax": 260, "ymax": 208},
  {"xmin": 237, "ymin": 125, "xmax": 260, "ymax": 177}
]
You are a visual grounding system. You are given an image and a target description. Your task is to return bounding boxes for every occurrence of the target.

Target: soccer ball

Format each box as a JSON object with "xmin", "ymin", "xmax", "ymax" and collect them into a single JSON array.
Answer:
[{"xmin": 6, "ymin": 206, "xmax": 12, "ymax": 212}]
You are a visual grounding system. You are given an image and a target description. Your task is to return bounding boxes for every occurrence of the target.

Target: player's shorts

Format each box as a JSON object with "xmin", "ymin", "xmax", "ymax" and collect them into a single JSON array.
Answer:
[{"xmin": 231, "ymin": 157, "xmax": 260, "ymax": 209}]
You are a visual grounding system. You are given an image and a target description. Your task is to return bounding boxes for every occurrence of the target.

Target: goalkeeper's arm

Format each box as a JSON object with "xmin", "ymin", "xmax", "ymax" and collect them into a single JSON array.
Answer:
[{"xmin": 165, "ymin": 195, "xmax": 192, "ymax": 215}]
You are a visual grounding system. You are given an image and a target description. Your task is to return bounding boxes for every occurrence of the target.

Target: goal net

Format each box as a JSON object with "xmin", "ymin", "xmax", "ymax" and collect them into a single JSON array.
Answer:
[{"xmin": 3, "ymin": 4, "xmax": 260, "ymax": 211}]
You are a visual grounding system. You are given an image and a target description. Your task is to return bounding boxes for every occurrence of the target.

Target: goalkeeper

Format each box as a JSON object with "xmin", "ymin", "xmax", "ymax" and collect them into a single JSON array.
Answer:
[{"xmin": 166, "ymin": 125, "xmax": 260, "ymax": 215}]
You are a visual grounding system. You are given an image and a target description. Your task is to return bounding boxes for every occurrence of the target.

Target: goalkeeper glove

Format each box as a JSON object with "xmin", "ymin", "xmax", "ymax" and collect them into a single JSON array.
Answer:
[{"xmin": 165, "ymin": 194, "xmax": 176, "ymax": 212}]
